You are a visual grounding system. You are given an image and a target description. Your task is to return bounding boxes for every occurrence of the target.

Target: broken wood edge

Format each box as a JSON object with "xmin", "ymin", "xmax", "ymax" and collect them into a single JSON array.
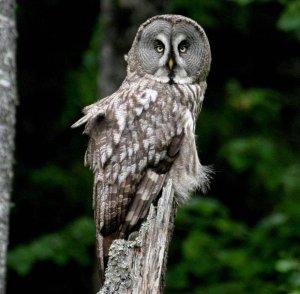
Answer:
[{"xmin": 97, "ymin": 179, "xmax": 177, "ymax": 294}]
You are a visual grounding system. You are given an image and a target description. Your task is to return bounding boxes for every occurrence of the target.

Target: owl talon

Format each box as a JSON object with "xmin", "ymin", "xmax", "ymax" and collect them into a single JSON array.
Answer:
[{"xmin": 128, "ymin": 231, "xmax": 139, "ymax": 241}]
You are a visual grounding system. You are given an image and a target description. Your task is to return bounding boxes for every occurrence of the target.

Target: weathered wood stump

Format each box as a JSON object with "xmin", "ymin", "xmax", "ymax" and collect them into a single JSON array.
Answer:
[{"xmin": 98, "ymin": 180, "xmax": 176, "ymax": 294}]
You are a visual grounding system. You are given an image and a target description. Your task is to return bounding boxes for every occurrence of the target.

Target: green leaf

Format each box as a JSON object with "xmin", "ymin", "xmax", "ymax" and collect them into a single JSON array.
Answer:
[
  {"xmin": 275, "ymin": 259, "xmax": 299, "ymax": 273},
  {"xmin": 277, "ymin": 0, "xmax": 300, "ymax": 40},
  {"xmin": 8, "ymin": 217, "xmax": 94, "ymax": 276}
]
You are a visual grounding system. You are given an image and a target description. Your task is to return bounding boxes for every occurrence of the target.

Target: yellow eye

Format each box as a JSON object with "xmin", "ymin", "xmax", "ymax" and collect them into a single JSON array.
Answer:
[
  {"xmin": 179, "ymin": 45, "xmax": 187, "ymax": 53},
  {"xmin": 156, "ymin": 45, "xmax": 164, "ymax": 53}
]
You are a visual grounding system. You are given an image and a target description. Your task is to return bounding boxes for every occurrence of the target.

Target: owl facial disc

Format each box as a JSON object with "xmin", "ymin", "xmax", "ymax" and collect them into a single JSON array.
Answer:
[{"xmin": 131, "ymin": 15, "xmax": 211, "ymax": 84}]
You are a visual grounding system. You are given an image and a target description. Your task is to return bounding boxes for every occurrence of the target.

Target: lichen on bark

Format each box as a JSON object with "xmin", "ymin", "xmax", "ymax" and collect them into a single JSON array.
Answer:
[
  {"xmin": 0, "ymin": 0, "xmax": 17, "ymax": 292},
  {"xmin": 97, "ymin": 180, "xmax": 176, "ymax": 294}
]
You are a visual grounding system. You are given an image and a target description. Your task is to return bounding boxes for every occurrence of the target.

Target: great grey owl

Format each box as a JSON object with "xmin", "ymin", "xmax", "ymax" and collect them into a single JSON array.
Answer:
[{"xmin": 72, "ymin": 14, "xmax": 212, "ymax": 281}]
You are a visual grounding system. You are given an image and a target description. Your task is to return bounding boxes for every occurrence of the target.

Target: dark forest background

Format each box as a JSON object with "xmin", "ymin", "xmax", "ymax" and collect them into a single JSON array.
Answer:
[{"xmin": 7, "ymin": 0, "xmax": 300, "ymax": 293}]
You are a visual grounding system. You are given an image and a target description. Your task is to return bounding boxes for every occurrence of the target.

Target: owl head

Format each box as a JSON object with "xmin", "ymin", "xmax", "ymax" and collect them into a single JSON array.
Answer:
[{"xmin": 127, "ymin": 15, "xmax": 211, "ymax": 84}]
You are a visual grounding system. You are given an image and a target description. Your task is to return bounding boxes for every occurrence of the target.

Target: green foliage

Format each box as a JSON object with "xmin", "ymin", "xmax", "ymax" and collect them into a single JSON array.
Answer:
[
  {"xmin": 8, "ymin": 217, "xmax": 94, "ymax": 276},
  {"xmin": 172, "ymin": 0, "xmax": 224, "ymax": 28},
  {"xmin": 9, "ymin": 0, "xmax": 300, "ymax": 293},
  {"xmin": 29, "ymin": 163, "xmax": 93, "ymax": 205},
  {"xmin": 167, "ymin": 1, "xmax": 300, "ymax": 292},
  {"xmin": 61, "ymin": 23, "xmax": 100, "ymax": 127},
  {"xmin": 167, "ymin": 197, "xmax": 300, "ymax": 293},
  {"xmin": 8, "ymin": 16, "xmax": 99, "ymax": 283},
  {"xmin": 230, "ymin": 0, "xmax": 300, "ymax": 39},
  {"xmin": 277, "ymin": 0, "xmax": 300, "ymax": 40}
]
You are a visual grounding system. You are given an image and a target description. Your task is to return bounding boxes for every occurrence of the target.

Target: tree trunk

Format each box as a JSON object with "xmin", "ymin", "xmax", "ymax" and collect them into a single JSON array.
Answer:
[
  {"xmin": 0, "ymin": 0, "xmax": 17, "ymax": 292},
  {"xmin": 98, "ymin": 180, "xmax": 176, "ymax": 294},
  {"xmin": 99, "ymin": 0, "xmax": 170, "ymax": 97}
]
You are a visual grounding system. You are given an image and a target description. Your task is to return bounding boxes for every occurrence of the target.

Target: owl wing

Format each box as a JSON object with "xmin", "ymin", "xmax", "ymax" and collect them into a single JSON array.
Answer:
[{"xmin": 72, "ymin": 81, "xmax": 181, "ymax": 239}]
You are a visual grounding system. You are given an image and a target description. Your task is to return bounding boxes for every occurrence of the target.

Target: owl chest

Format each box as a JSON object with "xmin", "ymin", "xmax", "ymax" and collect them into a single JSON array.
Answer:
[{"xmin": 91, "ymin": 85, "xmax": 199, "ymax": 186}]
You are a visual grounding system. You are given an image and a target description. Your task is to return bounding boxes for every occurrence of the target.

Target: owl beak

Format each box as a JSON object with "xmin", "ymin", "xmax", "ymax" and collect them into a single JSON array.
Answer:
[{"xmin": 168, "ymin": 57, "xmax": 174, "ymax": 71}]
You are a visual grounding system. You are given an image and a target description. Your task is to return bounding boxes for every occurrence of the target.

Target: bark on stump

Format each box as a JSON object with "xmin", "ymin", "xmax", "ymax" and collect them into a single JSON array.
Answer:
[{"xmin": 98, "ymin": 180, "xmax": 176, "ymax": 294}]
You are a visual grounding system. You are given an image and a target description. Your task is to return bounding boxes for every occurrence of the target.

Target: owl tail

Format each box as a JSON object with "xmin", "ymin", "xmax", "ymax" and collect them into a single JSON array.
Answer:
[
  {"xmin": 96, "ymin": 230, "xmax": 119, "ymax": 287},
  {"xmin": 119, "ymin": 170, "xmax": 167, "ymax": 237},
  {"xmin": 95, "ymin": 232, "xmax": 105, "ymax": 286}
]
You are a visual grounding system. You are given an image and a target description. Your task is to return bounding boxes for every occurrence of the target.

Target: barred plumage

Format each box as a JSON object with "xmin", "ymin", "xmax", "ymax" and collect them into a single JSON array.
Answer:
[{"xmin": 72, "ymin": 14, "xmax": 212, "ymax": 283}]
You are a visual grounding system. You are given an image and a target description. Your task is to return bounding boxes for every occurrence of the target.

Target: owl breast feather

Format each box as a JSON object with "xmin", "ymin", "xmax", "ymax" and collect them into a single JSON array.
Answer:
[{"xmin": 72, "ymin": 78, "xmax": 210, "ymax": 235}]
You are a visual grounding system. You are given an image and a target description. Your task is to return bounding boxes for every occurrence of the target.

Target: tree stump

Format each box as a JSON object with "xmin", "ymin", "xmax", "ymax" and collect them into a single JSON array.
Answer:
[{"xmin": 98, "ymin": 180, "xmax": 176, "ymax": 294}]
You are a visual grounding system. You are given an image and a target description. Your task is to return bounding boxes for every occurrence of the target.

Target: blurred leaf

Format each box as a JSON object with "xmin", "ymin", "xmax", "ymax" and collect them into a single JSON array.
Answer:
[
  {"xmin": 226, "ymin": 80, "xmax": 282, "ymax": 127},
  {"xmin": 198, "ymin": 281, "xmax": 277, "ymax": 294},
  {"xmin": 8, "ymin": 217, "xmax": 94, "ymax": 276},
  {"xmin": 277, "ymin": 0, "xmax": 300, "ymax": 40},
  {"xmin": 220, "ymin": 137, "xmax": 277, "ymax": 171},
  {"xmin": 276, "ymin": 259, "xmax": 299, "ymax": 273},
  {"xmin": 229, "ymin": 0, "xmax": 274, "ymax": 5},
  {"xmin": 259, "ymin": 213, "xmax": 287, "ymax": 230},
  {"xmin": 172, "ymin": 0, "xmax": 224, "ymax": 28},
  {"xmin": 282, "ymin": 164, "xmax": 300, "ymax": 196}
]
